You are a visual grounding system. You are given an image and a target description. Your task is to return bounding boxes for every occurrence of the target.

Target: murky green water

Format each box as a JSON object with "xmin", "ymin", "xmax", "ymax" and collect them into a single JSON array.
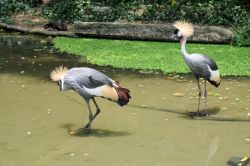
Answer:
[{"xmin": 0, "ymin": 33, "xmax": 250, "ymax": 166}]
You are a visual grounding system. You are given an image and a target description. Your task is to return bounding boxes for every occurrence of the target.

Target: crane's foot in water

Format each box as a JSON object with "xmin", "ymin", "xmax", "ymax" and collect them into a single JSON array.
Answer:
[
  {"xmin": 84, "ymin": 128, "xmax": 91, "ymax": 134},
  {"xmin": 187, "ymin": 111, "xmax": 207, "ymax": 118},
  {"xmin": 83, "ymin": 124, "xmax": 91, "ymax": 134}
]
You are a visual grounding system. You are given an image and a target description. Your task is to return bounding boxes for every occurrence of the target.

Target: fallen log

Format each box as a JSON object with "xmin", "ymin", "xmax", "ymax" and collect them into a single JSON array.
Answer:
[{"xmin": 75, "ymin": 21, "xmax": 233, "ymax": 43}]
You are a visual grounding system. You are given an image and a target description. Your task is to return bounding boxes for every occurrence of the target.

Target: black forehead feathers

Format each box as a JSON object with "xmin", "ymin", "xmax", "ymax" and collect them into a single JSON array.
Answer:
[{"xmin": 174, "ymin": 29, "xmax": 179, "ymax": 34}]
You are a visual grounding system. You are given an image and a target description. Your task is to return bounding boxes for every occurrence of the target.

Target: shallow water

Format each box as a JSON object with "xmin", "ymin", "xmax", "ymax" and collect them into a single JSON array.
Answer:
[{"xmin": 0, "ymin": 33, "xmax": 250, "ymax": 166}]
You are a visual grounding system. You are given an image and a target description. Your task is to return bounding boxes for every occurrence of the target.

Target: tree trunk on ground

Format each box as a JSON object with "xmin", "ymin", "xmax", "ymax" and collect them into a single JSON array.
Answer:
[{"xmin": 74, "ymin": 21, "xmax": 233, "ymax": 44}]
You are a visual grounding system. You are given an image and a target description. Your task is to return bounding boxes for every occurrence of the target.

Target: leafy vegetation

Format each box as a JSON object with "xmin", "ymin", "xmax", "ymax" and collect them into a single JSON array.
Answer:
[
  {"xmin": 41, "ymin": 0, "xmax": 90, "ymax": 22},
  {"xmin": 139, "ymin": 0, "xmax": 249, "ymax": 27},
  {"xmin": 41, "ymin": 0, "xmax": 249, "ymax": 27},
  {"xmin": 0, "ymin": 0, "xmax": 41, "ymax": 23},
  {"xmin": 53, "ymin": 37, "xmax": 250, "ymax": 76},
  {"xmin": 232, "ymin": 21, "xmax": 250, "ymax": 47}
]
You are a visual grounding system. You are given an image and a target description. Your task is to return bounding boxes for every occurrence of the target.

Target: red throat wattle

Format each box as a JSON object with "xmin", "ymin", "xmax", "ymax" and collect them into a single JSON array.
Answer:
[{"xmin": 180, "ymin": 38, "xmax": 183, "ymax": 45}]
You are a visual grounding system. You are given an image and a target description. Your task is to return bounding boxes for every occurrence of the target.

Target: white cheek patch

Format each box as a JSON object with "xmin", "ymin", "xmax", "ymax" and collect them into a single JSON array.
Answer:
[
  {"xmin": 178, "ymin": 31, "xmax": 182, "ymax": 37},
  {"xmin": 207, "ymin": 65, "xmax": 220, "ymax": 83}
]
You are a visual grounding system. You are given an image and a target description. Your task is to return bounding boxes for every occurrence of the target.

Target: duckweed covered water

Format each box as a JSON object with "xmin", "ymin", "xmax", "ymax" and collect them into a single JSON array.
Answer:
[{"xmin": 0, "ymin": 33, "xmax": 250, "ymax": 166}]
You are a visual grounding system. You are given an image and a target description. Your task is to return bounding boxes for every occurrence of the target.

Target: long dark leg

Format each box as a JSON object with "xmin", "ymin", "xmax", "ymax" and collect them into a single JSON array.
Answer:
[
  {"xmin": 204, "ymin": 79, "xmax": 208, "ymax": 118},
  {"xmin": 92, "ymin": 98, "xmax": 101, "ymax": 120},
  {"xmin": 84, "ymin": 100, "xmax": 93, "ymax": 133},
  {"xmin": 197, "ymin": 78, "xmax": 202, "ymax": 116},
  {"xmin": 84, "ymin": 98, "xmax": 101, "ymax": 129}
]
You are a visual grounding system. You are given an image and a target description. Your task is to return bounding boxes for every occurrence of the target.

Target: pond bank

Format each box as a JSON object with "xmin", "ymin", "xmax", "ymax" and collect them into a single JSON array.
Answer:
[
  {"xmin": 0, "ymin": 26, "xmax": 249, "ymax": 76},
  {"xmin": 53, "ymin": 37, "xmax": 250, "ymax": 76}
]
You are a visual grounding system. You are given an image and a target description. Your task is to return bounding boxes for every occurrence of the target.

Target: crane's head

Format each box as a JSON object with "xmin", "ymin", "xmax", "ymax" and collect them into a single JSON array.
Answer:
[
  {"xmin": 171, "ymin": 21, "xmax": 194, "ymax": 43},
  {"xmin": 50, "ymin": 66, "xmax": 68, "ymax": 91}
]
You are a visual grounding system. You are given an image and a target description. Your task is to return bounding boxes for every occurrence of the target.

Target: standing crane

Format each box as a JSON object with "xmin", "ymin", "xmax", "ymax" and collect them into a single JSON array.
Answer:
[
  {"xmin": 50, "ymin": 66, "xmax": 131, "ymax": 133},
  {"xmin": 171, "ymin": 21, "xmax": 220, "ymax": 117}
]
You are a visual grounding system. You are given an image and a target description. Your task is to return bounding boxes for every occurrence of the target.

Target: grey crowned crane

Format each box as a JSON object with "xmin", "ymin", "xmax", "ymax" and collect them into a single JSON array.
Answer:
[
  {"xmin": 50, "ymin": 66, "xmax": 131, "ymax": 133},
  {"xmin": 172, "ymin": 21, "xmax": 221, "ymax": 117}
]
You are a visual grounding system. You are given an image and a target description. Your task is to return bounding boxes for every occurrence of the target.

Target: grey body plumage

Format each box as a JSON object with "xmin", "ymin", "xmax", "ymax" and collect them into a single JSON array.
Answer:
[
  {"xmin": 51, "ymin": 66, "xmax": 131, "ymax": 133},
  {"xmin": 63, "ymin": 67, "xmax": 113, "ymax": 99},
  {"xmin": 184, "ymin": 53, "xmax": 218, "ymax": 78}
]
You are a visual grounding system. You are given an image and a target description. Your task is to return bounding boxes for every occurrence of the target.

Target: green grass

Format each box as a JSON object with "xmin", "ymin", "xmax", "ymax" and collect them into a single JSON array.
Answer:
[{"xmin": 53, "ymin": 37, "xmax": 250, "ymax": 76}]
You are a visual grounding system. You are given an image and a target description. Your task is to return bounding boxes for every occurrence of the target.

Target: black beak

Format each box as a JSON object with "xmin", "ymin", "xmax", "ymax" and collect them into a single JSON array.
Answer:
[{"xmin": 171, "ymin": 34, "xmax": 178, "ymax": 39}]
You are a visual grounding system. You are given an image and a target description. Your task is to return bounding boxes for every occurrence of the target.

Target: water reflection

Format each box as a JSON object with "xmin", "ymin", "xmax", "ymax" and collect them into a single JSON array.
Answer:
[
  {"xmin": 206, "ymin": 136, "xmax": 220, "ymax": 166},
  {"xmin": 61, "ymin": 123, "xmax": 130, "ymax": 137}
]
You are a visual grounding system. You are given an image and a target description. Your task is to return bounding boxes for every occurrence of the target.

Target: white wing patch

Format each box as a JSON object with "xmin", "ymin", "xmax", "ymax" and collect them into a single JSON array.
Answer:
[
  {"xmin": 207, "ymin": 65, "xmax": 220, "ymax": 83},
  {"xmin": 84, "ymin": 85, "xmax": 118, "ymax": 101},
  {"xmin": 84, "ymin": 86, "xmax": 103, "ymax": 96}
]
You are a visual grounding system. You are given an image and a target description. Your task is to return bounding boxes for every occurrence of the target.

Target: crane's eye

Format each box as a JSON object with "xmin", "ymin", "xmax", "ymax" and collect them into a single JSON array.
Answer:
[{"xmin": 174, "ymin": 29, "xmax": 179, "ymax": 35}]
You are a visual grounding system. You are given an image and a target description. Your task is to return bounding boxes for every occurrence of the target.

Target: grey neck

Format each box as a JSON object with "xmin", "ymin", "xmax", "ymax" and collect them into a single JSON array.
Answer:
[{"xmin": 181, "ymin": 36, "xmax": 189, "ymax": 59}]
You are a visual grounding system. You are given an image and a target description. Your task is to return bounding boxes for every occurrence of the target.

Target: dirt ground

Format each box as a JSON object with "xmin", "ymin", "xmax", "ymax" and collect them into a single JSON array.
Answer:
[{"xmin": 11, "ymin": 10, "xmax": 73, "ymax": 31}]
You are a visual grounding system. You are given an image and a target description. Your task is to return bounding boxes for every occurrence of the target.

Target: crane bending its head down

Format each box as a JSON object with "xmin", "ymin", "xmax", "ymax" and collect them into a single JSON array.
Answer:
[
  {"xmin": 51, "ymin": 66, "xmax": 131, "ymax": 133},
  {"xmin": 172, "ymin": 21, "xmax": 221, "ymax": 117}
]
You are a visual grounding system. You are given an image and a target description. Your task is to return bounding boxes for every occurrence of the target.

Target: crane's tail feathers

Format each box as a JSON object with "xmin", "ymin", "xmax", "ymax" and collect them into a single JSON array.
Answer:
[
  {"xmin": 173, "ymin": 21, "xmax": 194, "ymax": 37},
  {"xmin": 115, "ymin": 87, "xmax": 131, "ymax": 106},
  {"xmin": 50, "ymin": 66, "xmax": 68, "ymax": 82}
]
